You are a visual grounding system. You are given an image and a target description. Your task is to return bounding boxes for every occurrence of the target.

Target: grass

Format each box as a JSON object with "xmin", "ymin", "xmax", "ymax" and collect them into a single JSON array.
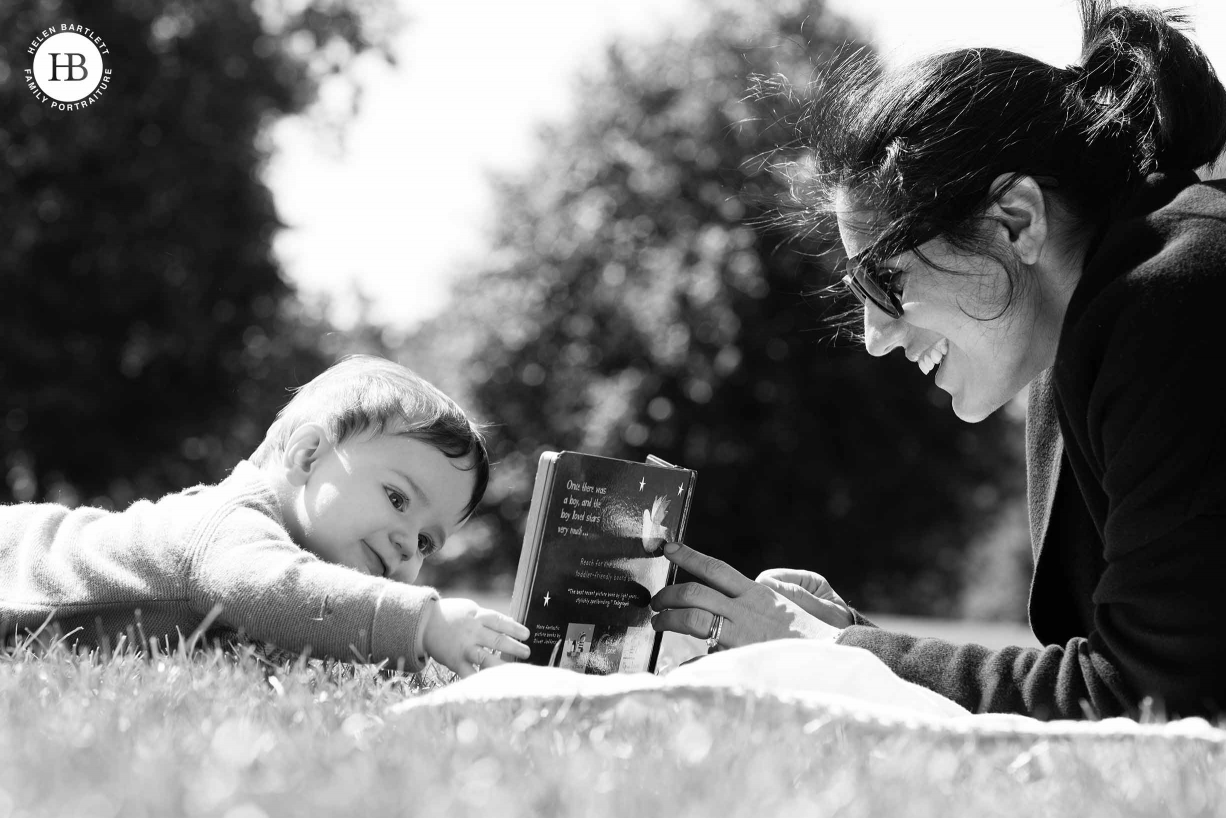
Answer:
[{"xmin": 2, "ymin": 631, "xmax": 1224, "ymax": 818}]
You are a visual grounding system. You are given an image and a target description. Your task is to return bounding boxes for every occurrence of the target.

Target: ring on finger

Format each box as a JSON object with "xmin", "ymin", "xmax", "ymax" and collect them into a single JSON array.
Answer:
[{"xmin": 705, "ymin": 614, "xmax": 724, "ymax": 651}]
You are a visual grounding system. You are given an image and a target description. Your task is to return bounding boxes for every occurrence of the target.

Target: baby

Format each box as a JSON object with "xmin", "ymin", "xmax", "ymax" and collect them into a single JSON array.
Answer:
[{"xmin": 0, "ymin": 354, "xmax": 529, "ymax": 677}]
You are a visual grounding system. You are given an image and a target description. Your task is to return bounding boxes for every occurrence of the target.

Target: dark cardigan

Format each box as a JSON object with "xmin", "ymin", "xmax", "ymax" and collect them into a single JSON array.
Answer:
[{"xmin": 836, "ymin": 171, "xmax": 1226, "ymax": 720}]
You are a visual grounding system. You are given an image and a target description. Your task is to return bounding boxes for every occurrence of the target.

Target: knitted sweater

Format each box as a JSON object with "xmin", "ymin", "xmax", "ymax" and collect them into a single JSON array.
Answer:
[{"xmin": 0, "ymin": 461, "xmax": 438, "ymax": 669}]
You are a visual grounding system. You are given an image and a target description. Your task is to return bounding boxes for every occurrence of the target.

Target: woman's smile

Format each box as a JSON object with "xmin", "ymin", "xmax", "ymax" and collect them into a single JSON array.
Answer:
[{"xmin": 915, "ymin": 337, "xmax": 949, "ymax": 376}]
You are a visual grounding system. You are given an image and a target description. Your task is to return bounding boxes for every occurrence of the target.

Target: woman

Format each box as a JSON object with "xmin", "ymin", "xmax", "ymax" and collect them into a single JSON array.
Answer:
[{"xmin": 650, "ymin": 0, "xmax": 1226, "ymax": 720}]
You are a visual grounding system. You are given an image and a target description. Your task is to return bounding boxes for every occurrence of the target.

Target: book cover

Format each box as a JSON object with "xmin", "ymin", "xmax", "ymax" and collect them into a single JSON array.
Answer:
[{"xmin": 510, "ymin": 451, "xmax": 697, "ymax": 674}]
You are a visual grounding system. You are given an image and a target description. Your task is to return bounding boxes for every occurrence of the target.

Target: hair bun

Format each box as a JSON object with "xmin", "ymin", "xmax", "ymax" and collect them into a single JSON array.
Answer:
[{"xmin": 1077, "ymin": 0, "xmax": 1226, "ymax": 175}]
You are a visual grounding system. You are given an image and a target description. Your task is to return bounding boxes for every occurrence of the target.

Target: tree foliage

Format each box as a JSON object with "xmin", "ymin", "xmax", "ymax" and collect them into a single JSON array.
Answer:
[
  {"xmin": 413, "ymin": 0, "xmax": 1027, "ymax": 614},
  {"xmin": 0, "ymin": 0, "xmax": 395, "ymax": 507}
]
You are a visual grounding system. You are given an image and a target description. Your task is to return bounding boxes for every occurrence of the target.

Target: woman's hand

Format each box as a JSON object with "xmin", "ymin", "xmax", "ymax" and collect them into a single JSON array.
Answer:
[
  {"xmin": 754, "ymin": 567, "xmax": 854, "ymax": 628},
  {"xmin": 649, "ymin": 543, "xmax": 852, "ymax": 651},
  {"xmin": 423, "ymin": 597, "xmax": 532, "ymax": 678}
]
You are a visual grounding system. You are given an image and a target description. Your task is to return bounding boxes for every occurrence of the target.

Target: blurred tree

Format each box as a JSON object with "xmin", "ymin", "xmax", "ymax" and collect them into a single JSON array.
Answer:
[
  {"xmin": 0, "ymin": 0, "xmax": 397, "ymax": 506},
  {"xmin": 408, "ymin": 0, "xmax": 1028, "ymax": 615}
]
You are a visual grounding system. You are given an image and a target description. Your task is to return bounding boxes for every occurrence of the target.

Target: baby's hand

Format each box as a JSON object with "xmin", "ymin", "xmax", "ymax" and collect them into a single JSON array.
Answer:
[{"xmin": 422, "ymin": 597, "xmax": 531, "ymax": 678}]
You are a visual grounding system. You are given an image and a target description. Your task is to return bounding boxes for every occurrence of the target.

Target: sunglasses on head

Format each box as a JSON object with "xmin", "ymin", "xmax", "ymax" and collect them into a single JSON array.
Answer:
[{"xmin": 841, "ymin": 250, "xmax": 904, "ymax": 319}]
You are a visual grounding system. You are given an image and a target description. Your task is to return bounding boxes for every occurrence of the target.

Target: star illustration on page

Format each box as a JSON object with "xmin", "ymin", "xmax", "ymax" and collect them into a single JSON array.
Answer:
[
  {"xmin": 641, "ymin": 495, "xmax": 671, "ymax": 552},
  {"xmin": 544, "ymin": 592, "xmax": 551, "ymax": 606},
  {"xmin": 677, "ymin": 483, "xmax": 683, "ymax": 496},
  {"xmin": 638, "ymin": 477, "xmax": 646, "ymax": 491}
]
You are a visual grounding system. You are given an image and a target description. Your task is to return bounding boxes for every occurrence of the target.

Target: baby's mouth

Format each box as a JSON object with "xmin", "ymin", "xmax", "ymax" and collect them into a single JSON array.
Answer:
[{"xmin": 363, "ymin": 540, "xmax": 388, "ymax": 577}]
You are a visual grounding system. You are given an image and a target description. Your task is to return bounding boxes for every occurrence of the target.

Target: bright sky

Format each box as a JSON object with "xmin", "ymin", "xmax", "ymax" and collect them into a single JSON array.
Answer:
[{"xmin": 265, "ymin": 0, "xmax": 1226, "ymax": 330}]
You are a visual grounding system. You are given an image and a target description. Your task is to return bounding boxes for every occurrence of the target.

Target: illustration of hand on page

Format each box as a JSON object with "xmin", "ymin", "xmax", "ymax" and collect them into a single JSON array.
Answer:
[{"xmin": 641, "ymin": 495, "xmax": 671, "ymax": 552}]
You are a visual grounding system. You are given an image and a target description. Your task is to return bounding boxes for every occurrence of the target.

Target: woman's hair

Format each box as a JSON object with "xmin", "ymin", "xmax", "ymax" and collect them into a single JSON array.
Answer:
[
  {"xmin": 791, "ymin": 0, "xmax": 1226, "ymax": 311},
  {"xmin": 250, "ymin": 354, "xmax": 490, "ymax": 519}
]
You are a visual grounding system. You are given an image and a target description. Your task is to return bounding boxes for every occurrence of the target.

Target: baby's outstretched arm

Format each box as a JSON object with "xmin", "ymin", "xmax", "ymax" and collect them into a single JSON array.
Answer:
[
  {"xmin": 188, "ymin": 503, "xmax": 530, "ymax": 673},
  {"xmin": 422, "ymin": 598, "xmax": 531, "ymax": 678}
]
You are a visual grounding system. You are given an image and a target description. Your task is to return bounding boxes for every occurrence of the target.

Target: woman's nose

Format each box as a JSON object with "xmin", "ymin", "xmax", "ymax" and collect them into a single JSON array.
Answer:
[{"xmin": 863, "ymin": 302, "xmax": 907, "ymax": 357}]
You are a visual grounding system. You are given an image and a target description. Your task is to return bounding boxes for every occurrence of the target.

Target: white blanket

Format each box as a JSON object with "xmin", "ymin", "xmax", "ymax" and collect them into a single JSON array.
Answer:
[{"xmin": 391, "ymin": 639, "xmax": 1225, "ymax": 740}]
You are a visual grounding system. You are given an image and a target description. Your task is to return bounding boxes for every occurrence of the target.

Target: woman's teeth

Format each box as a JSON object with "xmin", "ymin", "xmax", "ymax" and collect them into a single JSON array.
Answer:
[{"xmin": 918, "ymin": 339, "xmax": 949, "ymax": 376}]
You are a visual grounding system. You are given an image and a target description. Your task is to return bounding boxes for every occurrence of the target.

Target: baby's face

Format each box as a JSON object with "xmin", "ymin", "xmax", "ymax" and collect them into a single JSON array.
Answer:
[{"xmin": 291, "ymin": 432, "xmax": 476, "ymax": 583}]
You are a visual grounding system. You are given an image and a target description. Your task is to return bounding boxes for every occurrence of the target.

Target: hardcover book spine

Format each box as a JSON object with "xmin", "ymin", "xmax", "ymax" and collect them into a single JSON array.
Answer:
[
  {"xmin": 659, "ymin": 466, "xmax": 697, "ymax": 592},
  {"xmin": 647, "ymin": 464, "xmax": 695, "ymax": 673},
  {"xmin": 674, "ymin": 469, "xmax": 697, "ymax": 544},
  {"xmin": 509, "ymin": 451, "xmax": 558, "ymax": 622}
]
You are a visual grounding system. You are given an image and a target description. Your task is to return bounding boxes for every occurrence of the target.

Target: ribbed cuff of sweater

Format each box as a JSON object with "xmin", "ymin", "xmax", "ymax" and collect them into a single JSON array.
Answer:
[{"xmin": 369, "ymin": 583, "xmax": 440, "ymax": 672}]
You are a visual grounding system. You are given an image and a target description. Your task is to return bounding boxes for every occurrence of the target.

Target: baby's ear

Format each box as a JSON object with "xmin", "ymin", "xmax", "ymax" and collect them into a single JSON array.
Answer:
[{"xmin": 282, "ymin": 424, "xmax": 330, "ymax": 486}]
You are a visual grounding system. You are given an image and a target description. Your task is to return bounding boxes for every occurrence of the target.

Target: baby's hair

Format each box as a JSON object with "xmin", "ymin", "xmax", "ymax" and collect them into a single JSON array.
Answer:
[
  {"xmin": 786, "ymin": 0, "xmax": 1226, "ymax": 320},
  {"xmin": 250, "ymin": 355, "xmax": 490, "ymax": 519}
]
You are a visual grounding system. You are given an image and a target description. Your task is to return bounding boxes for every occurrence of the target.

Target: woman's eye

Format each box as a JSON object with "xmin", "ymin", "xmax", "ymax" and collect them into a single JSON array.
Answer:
[
  {"xmin": 879, "ymin": 268, "xmax": 906, "ymax": 296},
  {"xmin": 386, "ymin": 489, "xmax": 408, "ymax": 512},
  {"xmin": 418, "ymin": 534, "xmax": 439, "ymax": 557}
]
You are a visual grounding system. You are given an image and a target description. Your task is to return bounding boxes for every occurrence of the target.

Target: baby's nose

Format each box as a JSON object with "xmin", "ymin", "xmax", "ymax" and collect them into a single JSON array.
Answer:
[
  {"xmin": 388, "ymin": 539, "xmax": 423, "ymax": 583},
  {"xmin": 399, "ymin": 554, "xmax": 422, "ymax": 584},
  {"xmin": 391, "ymin": 531, "xmax": 415, "ymax": 559}
]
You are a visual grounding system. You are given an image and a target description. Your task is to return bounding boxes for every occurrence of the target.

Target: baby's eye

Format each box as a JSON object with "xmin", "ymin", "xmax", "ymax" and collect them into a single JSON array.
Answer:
[
  {"xmin": 386, "ymin": 488, "xmax": 408, "ymax": 512},
  {"xmin": 418, "ymin": 534, "xmax": 440, "ymax": 557}
]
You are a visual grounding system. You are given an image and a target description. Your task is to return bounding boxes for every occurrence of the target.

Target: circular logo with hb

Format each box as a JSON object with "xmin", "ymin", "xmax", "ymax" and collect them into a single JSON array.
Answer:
[{"xmin": 26, "ymin": 24, "xmax": 112, "ymax": 111}]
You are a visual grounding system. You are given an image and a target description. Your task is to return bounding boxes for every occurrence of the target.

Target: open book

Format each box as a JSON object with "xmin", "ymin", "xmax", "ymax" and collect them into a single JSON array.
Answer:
[{"xmin": 510, "ymin": 451, "xmax": 697, "ymax": 674}]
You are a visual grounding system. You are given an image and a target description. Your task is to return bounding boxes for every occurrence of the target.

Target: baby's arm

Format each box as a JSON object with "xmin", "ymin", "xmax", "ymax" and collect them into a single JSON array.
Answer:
[
  {"xmin": 187, "ymin": 508, "xmax": 440, "ymax": 670},
  {"xmin": 189, "ymin": 508, "xmax": 530, "ymax": 674}
]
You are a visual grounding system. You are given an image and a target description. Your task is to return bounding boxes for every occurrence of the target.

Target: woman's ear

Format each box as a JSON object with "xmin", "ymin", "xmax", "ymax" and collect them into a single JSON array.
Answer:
[
  {"xmin": 987, "ymin": 174, "xmax": 1048, "ymax": 265},
  {"xmin": 281, "ymin": 424, "xmax": 331, "ymax": 487}
]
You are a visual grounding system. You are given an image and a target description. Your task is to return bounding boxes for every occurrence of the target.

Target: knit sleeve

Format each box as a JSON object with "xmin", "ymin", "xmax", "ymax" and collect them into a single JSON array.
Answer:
[
  {"xmin": 183, "ymin": 505, "xmax": 439, "ymax": 671},
  {"xmin": 834, "ymin": 628, "xmax": 1131, "ymax": 718}
]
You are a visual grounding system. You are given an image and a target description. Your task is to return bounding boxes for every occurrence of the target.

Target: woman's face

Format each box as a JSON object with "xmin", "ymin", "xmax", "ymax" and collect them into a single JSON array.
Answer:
[{"xmin": 836, "ymin": 198, "xmax": 1059, "ymax": 423}]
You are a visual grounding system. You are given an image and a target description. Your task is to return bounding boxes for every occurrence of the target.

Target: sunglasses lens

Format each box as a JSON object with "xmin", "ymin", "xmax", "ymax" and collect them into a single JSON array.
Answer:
[
  {"xmin": 843, "ymin": 274, "xmax": 869, "ymax": 305},
  {"xmin": 842, "ymin": 269, "xmax": 899, "ymax": 318}
]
